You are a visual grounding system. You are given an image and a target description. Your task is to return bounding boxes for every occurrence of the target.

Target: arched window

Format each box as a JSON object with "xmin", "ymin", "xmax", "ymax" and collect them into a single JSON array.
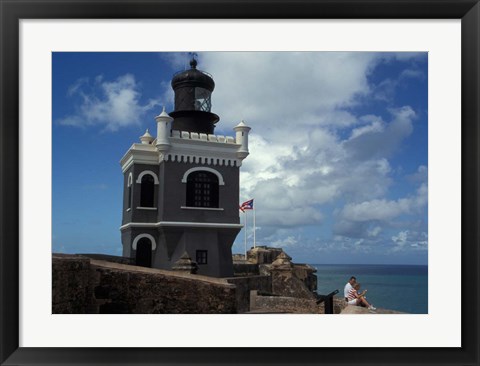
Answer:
[
  {"xmin": 186, "ymin": 171, "xmax": 219, "ymax": 208},
  {"xmin": 128, "ymin": 186, "xmax": 132, "ymax": 209},
  {"xmin": 140, "ymin": 174, "xmax": 155, "ymax": 207},
  {"xmin": 127, "ymin": 173, "xmax": 133, "ymax": 210}
]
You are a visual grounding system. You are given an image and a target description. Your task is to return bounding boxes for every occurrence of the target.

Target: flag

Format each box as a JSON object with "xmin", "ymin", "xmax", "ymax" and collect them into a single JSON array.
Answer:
[{"xmin": 239, "ymin": 199, "xmax": 254, "ymax": 212}]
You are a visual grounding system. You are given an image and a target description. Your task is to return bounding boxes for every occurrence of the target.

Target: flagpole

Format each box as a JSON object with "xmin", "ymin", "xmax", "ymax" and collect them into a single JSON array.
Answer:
[
  {"xmin": 244, "ymin": 210, "xmax": 247, "ymax": 259},
  {"xmin": 253, "ymin": 202, "xmax": 256, "ymax": 249}
]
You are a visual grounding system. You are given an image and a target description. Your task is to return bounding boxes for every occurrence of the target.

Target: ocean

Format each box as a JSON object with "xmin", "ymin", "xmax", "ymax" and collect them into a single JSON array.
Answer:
[{"xmin": 311, "ymin": 264, "xmax": 428, "ymax": 314}]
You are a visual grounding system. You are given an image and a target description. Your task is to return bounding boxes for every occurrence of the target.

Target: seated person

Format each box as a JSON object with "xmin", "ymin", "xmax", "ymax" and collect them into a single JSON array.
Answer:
[
  {"xmin": 347, "ymin": 283, "xmax": 376, "ymax": 311},
  {"xmin": 344, "ymin": 276, "xmax": 356, "ymax": 301}
]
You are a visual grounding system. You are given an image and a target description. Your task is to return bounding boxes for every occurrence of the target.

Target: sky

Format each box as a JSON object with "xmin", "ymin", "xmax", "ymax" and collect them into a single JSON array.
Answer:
[{"xmin": 52, "ymin": 52, "xmax": 428, "ymax": 265}]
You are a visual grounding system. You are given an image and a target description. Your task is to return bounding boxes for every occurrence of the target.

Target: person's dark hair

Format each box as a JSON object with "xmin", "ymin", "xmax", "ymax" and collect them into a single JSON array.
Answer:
[{"xmin": 350, "ymin": 276, "xmax": 356, "ymax": 281}]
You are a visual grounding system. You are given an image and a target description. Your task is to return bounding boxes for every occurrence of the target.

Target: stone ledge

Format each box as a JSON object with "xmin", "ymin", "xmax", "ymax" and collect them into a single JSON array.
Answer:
[
  {"xmin": 89, "ymin": 258, "xmax": 235, "ymax": 287},
  {"xmin": 340, "ymin": 305, "xmax": 406, "ymax": 314}
]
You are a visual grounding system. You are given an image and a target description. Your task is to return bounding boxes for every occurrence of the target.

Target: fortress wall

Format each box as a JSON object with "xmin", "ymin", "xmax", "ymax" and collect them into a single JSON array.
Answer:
[
  {"xmin": 271, "ymin": 273, "xmax": 317, "ymax": 300},
  {"xmin": 249, "ymin": 291, "xmax": 320, "ymax": 314},
  {"xmin": 232, "ymin": 262, "xmax": 259, "ymax": 276},
  {"xmin": 52, "ymin": 254, "xmax": 91, "ymax": 314},
  {"xmin": 79, "ymin": 253, "xmax": 134, "ymax": 265},
  {"xmin": 315, "ymin": 297, "xmax": 348, "ymax": 314},
  {"xmin": 90, "ymin": 260, "xmax": 237, "ymax": 314},
  {"xmin": 225, "ymin": 275, "xmax": 272, "ymax": 313},
  {"xmin": 52, "ymin": 254, "xmax": 237, "ymax": 314}
]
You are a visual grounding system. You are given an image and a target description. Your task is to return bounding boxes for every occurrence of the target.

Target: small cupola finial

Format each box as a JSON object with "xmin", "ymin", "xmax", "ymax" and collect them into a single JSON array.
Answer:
[
  {"xmin": 139, "ymin": 128, "xmax": 154, "ymax": 144},
  {"xmin": 189, "ymin": 52, "xmax": 198, "ymax": 69},
  {"xmin": 190, "ymin": 58, "xmax": 198, "ymax": 69}
]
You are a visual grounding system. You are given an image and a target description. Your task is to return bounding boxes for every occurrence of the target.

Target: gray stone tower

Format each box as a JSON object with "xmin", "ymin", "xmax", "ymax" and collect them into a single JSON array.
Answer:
[{"xmin": 120, "ymin": 58, "xmax": 251, "ymax": 277}]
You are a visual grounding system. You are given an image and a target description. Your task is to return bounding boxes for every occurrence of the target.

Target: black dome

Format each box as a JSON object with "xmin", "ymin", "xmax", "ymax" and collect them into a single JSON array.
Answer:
[
  {"xmin": 169, "ymin": 58, "xmax": 218, "ymax": 134},
  {"xmin": 171, "ymin": 64, "xmax": 215, "ymax": 91}
]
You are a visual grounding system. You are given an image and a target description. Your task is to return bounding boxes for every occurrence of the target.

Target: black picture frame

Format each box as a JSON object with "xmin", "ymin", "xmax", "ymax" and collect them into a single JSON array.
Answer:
[{"xmin": 1, "ymin": 1, "xmax": 478, "ymax": 365}]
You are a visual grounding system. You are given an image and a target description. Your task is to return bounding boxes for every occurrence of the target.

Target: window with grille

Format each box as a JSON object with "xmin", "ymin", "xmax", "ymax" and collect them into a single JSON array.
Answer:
[
  {"xmin": 196, "ymin": 250, "xmax": 208, "ymax": 265},
  {"xmin": 194, "ymin": 87, "xmax": 212, "ymax": 112},
  {"xmin": 186, "ymin": 171, "xmax": 219, "ymax": 208}
]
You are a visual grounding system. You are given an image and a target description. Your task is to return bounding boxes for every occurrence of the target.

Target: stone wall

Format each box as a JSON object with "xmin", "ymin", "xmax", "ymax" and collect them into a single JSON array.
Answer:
[
  {"xmin": 80, "ymin": 253, "xmax": 134, "ymax": 265},
  {"xmin": 90, "ymin": 260, "xmax": 237, "ymax": 314},
  {"xmin": 247, "ymin": 246, "xmax": 283, "ymax": 265},
  {"xmin": 52, "ymin": 253, "xmax": 322, "ymax": 314},
  {"xmin": 340, "ymin": 305, "xmax": 405, "ymax": 314},
  {"xmin": 225, "ymin": 276, "xmax": 271, "ymax": 313},
  {"xmin": 232, "ymin": 262, "xmax": 259, "ymax": 276},
  {"xmin": 52, "ymin": 254, "xmax": 237, "ymax": 314},
  {"xmin": 316, "ymin": 297, "xmax": 348, "ymax": 314},
  {"xmin": 292, "ymin": 264, "xmax": 318, "ymax": 292},
  {"xmin": 232, "ymin": 254, "xmax": 246, "ymax": 261},
  {"xmin": 52, "ymin": 254, "xmax": 92, "ymax": 313},
  {"xmin": 249, "ymin": 291, "xmax": 320, "ymax": 314},
  {"xmin": 271, "ymin": 273, "xmax": 317, "ymax": 299}
]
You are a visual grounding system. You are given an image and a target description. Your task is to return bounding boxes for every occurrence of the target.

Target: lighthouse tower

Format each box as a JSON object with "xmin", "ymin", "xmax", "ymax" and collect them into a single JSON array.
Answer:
[{"xmin": 119, "ymin": 58, "xmax": 251, "ymax": 277}]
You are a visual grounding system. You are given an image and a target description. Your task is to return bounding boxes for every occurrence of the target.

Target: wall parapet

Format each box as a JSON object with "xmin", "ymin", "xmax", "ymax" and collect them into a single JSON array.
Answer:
[
  {"xmin": 52, "ymin": 254, "xmax": 237, "ymax": 314},
  {"xmin": 249, "ymin": 290, "xmax": 320, "ymax": 314},
  {"xmin": 170, "ymin": 130, "xmax": 237, "ymax": 144}
]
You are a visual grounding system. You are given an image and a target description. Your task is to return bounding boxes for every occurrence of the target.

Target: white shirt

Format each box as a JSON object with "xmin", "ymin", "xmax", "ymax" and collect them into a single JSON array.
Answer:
[{"xmin": 344, "ymin": 282, "xmax": 353, "ymax": 298}]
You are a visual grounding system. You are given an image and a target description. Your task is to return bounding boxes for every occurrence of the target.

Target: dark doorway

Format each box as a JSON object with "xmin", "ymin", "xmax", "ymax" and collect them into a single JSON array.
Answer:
[{"xmin": 135, "ymin": 237, "xmax": 152, "ymax": 267}]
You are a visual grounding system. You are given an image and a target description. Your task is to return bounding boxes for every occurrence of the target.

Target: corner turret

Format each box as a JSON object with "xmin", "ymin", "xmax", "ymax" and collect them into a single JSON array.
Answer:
[
  {"xmin": 155, "ymin": 106, "xmax": 173, "ymax": 152},
  {"xmin": 233, "ymin": 120, "xmax": 251, "ymax": 159}
]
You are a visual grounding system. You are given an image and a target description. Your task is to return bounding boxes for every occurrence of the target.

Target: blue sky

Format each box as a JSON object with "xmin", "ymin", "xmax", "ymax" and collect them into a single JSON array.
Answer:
[{"xmin": 52, "ymin": 52, "xmax": 428, "ymax": 265}]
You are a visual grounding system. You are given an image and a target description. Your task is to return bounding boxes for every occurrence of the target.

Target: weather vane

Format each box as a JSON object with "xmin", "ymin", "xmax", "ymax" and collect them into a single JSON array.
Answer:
[{"xmin": 188, "ymin": 52, "xmax": 198, "ymax": 69}]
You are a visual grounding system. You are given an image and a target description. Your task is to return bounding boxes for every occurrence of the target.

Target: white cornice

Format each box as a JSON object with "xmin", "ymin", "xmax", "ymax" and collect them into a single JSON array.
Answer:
[
  {"xmin": 165, "ymin": 137, "xmax": 242, "ymax": 166},
  {"xmin": 120, "ymin": 221, "xmax": 243, "ymax": 231},
  {"xmin": 169, "ymin": 139, "xmax": 239, "ymax": 157},
  {"xmin": 120, "ymin": 144, "xmax": 159, "ymax": 173},
  {"xmin": 180, "ymin": 206, "xmax": 224, "ymax": 211},
  {"xmin": 120, "ymin": 133, "xmax": 247, "ymax": 173},
  {"xmin": 164, "ymin": 154, "xmax": 241, "ymax": 167}
]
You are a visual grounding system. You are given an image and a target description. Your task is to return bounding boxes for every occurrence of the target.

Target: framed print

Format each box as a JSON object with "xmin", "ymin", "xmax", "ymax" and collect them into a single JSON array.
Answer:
[{"xmin": 1, "ymin": 0, "xmax": 479, "ymax": 365}]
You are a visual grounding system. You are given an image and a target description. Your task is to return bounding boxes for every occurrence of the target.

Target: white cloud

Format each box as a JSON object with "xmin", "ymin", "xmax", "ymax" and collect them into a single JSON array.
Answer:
[
  {"xmin": 399, "ymin": 68, "xmax": 426, "ymax": 80},
  {"xmin": 235, "ymin": 108, "xmax": 415, "ymax": 230},
  {"xmin": 268, "ymin": 235, "xmax": 300, "ymax": 248},
  {"xmin": 159, "ymin": 52, "xmax": 191, "ymax": 71},
  {"xmin": 368, "ymin": 226, "xmax": 382, "ymax": 237},
  {"xmin": 162, "ymin": 52, "xmax": 427, "ymax": 256},
  {"xmin": 391, "ymin": 230, "xmax": 428, "ymax": 252},
  {"xmin": 58, "ymin": 74, "xmax": 160, "ymax": 131},
  {"xmin": 67, "ymin": 77, "xmax": 88, "ymax": 96},
  {"xmin": 391, "ymin": 231, "xmax": 408, "ymax": 251},
  {"xmin": 181, "ymin": 53, "xmax": 424, "ymax": 235},
  {"xmin": 408, "ymin": 165, "xmax": 428, "ymax": 184},
  {"xmin": 350, "ymin": 118, "xmax": 384, "ymax": 139},
  {"xmin": 339, "ymin": 183, "xmax": 427, "ymax": 223},
  {"xmin": 202, "ymin": 52, "xmax": 377, "ymax": 137},
  {"xmin": 343, "ymin": 106, "xmax": 415, "ymax": 161}
]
